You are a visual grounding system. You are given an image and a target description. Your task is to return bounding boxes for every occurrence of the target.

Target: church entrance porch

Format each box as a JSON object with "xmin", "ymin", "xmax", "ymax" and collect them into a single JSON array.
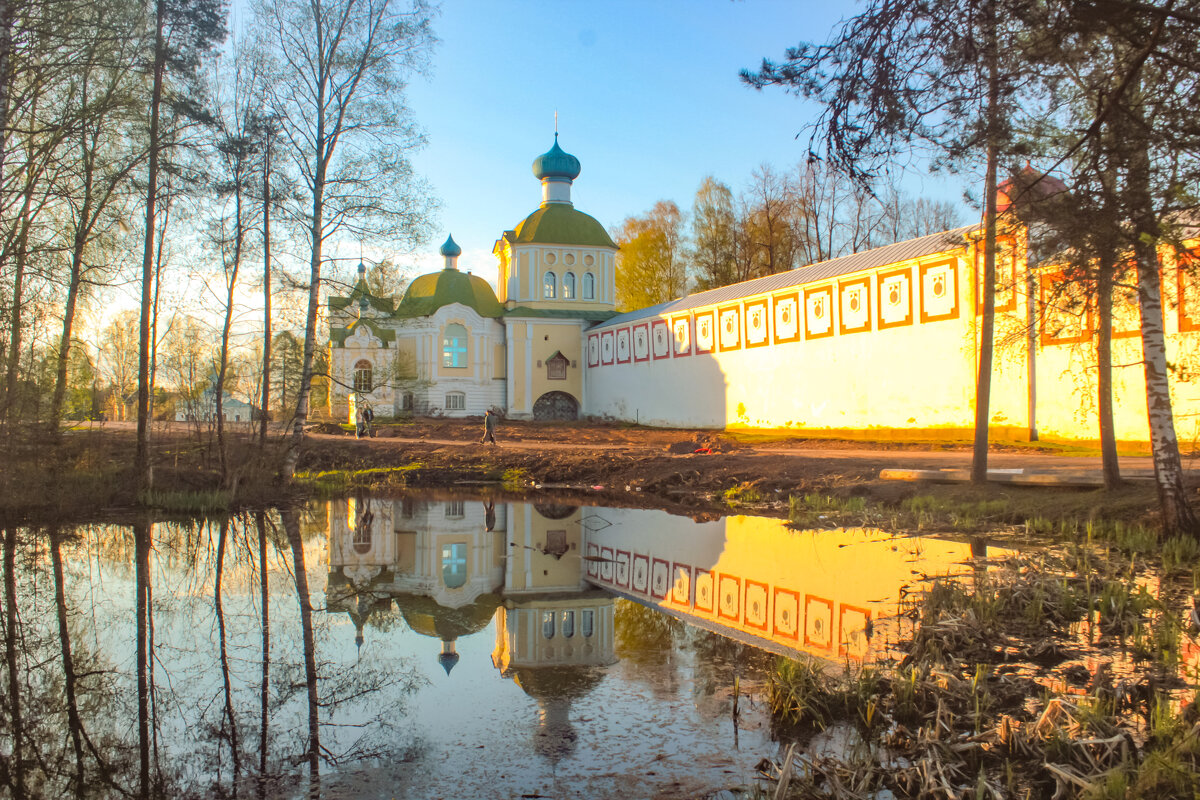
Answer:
[{"xmin": 533, "ymin": 391, "xmax": 579, "ymax": 421}]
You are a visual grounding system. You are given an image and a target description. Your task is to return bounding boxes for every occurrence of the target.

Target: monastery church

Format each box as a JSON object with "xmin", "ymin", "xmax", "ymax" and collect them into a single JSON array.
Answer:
[{"xmin": 329, "ymin": 137, "xmax": 1200, "ymax": 444}]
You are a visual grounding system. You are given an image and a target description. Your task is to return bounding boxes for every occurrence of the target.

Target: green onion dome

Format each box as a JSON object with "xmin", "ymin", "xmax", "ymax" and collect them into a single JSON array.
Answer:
[
  {"xmin": 532, "ymin": 135, "xmax": 581, "ymax": 181},
  {"xmin": 439, "ymin": 233, "xmax": 462, "ymax": 258}
]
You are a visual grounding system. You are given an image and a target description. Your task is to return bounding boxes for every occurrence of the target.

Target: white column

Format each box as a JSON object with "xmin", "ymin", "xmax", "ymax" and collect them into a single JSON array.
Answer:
[{"xmin": 525, "ymin": 335, "xmax": 534, "ymax": 414}]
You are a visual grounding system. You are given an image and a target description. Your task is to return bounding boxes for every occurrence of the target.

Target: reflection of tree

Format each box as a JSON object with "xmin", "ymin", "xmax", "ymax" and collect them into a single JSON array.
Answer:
[
  {"xmin": 4, "ymin": 525, "xmax": 26, "ymax": 797},
  {"xmin": 50, "ymin": 527, "xmax": 86, "ymax": 795},
  {"xmin": 135, "ymin": 517, "xmax": 153, "ymax": 797},
  {"xmin": 613, "ymin": 599, "xmax": 685, "ymax": 696},
  {"xmin": 256, "ymin": 511, "xmax": 271, "ymax": 795},
  {"xmin": 214, "ymin": 518, "xmax": 243, "ymax": 789},
  {"xmin": 0, "ymin": 510, "xmax": 433, "ymax": 797},
  {"xmin": 685, "ymin": 627, "xmax": 776, "ymax": 719},
  {"xmin": 283, "ymin": 507, "xmax": 322, "ymax": 794}
]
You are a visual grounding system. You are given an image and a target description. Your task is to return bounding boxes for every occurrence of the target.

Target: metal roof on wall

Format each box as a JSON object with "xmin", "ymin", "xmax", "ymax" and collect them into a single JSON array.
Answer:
[{"xmin": 594, "ymin": 224, "xmax": 976, "ymax": 330}]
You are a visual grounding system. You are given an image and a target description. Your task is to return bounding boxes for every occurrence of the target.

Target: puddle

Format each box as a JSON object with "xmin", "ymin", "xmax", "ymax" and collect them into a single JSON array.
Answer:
[{"xmin": 1, "ymin": 493, "xmax": 1194, "ymax": 798}]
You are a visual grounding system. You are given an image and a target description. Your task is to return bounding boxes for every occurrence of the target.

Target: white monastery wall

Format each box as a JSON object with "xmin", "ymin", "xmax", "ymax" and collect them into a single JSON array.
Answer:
[{"xmin": 585, "ymin": 252, "xmax": 1032, "ymax": 435}]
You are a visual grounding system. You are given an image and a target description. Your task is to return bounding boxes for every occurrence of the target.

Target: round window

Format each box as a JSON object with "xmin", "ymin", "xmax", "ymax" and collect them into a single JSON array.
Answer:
[
  {"xmin": 545, "ymin": 252, "xmax": 556, "ymax": 265},
  {"xmin": 564, "ymin": 253, "xmax": 575, "ymax": 266}
]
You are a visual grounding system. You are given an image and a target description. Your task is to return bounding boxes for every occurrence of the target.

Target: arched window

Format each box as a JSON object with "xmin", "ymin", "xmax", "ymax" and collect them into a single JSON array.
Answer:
[
  {"xmin": 401, "ymin": 392, "xmax": 414, "ymax": 411},
  {"xmin": 353, "ymin": 359, "xmax": 372, "ymax": 392},
  {"xmin": 563, "ymin": 271, "xmax": 576, "ymax": 300},
  {"xmin": 445, "ymin": 391, "xmax": 465, "ymax": 411},
  {"xmin": 582, "ymin": 271, "xmax": 595, "ymax": 300},
  {"xmin": 543, "ymin": 271, "xmax": 557, "ymax": 299},
  {"xmin": 442, "ymin": 323, "xmax": 467, "ymax": 368}
]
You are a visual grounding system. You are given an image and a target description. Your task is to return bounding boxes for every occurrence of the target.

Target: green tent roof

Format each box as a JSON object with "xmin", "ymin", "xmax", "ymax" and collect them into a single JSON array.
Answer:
[
  {"xmin": 395, "ymin": 268, "xmax": 504, "ymax": 319},
  {"xmin": 329, "ymin": 278, "xmax": 395, "ymax": 314},
  {"xmin": 510, "ymin": 204, "xmax": 617, "ymax": 249},
  {"xmin": 330, "ymin": 316, "xmax": 396, "ymax": 347}
]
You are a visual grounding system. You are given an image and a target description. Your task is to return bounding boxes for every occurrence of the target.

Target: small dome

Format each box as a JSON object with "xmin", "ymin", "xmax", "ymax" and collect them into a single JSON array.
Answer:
[
  {"xmin": 438, "ymin": 649, "xmax": 461, "ymax": 676},
  {"xmin": 396, "ymin": 269, "xmax": 504, "ymax": 318},
  {"xmin": 998, "ymin": 165, "xmax": 1067, "ymax": 213},
  {"xmin": 439, "ymin": 234, "xmax": 462, "ymax": 258},
  {"xmin": 532, "ymin": 135, "xmax": 581, "ymax": 181}
]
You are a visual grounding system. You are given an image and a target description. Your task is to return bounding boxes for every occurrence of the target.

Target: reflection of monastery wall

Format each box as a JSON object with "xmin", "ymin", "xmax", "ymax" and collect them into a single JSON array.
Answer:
[
  {"xmin": 585, "ymin": 232, "xmax": 1200, "ymax": 443},
  {"xmin": 583, "ymin": 508, "xmax": 990, "ymax": 662}
]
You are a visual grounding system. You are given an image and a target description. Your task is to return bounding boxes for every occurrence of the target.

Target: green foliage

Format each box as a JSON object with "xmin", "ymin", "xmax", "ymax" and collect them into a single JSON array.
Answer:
[
  {"xmin": 137, "ymin": 489, "xmax": 230, "ymax": 514},
  {"xmin": 724, "ymin": 482, "xmax": 766, "ymax": 506},
  {"xmin": 1161, "ymin": 536, "xmax": 1200, "ymax": 574},
  {"xmin": 613, "ymin": 200, "xmax": 688, "ymax": 311},
  {"xmin": 768, "ymin": 658, "xmax": 884, "ymax": 733},
  {"xmin": 501, "ymin": 468, "xmax": 531, "ymax": 491},
  {"xmin": 294, "ymin": 465, "xmax": 421, "ymax": 497}
]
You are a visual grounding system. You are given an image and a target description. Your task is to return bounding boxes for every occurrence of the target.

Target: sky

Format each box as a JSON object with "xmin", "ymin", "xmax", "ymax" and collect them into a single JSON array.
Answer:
[{"xmin": 394, "ymin": 0, "xmax": 972, "ymax": 290}]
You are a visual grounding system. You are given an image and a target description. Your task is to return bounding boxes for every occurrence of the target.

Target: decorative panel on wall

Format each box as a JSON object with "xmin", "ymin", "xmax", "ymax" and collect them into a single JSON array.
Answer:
[
  {"xmin": 670, "ymin": 563, "xmax": 692, "ymax": 606},
  {"xmin": 839, "ymin": 605, "xmax": 871, "ymax": 658},
  {"xmin": 773, "ymin": 291, "xmax": 801, "ymax": 344},
  {"xmin": 651, "ymin": 319, "xmax": 671, "ymax": 359},
  {"xmin": 773, "ymin": 588, "xmax": 800, "ymax": 640},
  {"xmin": 632, "ymin": 323, "xmax": 650, "ymax": 362},
  {"xmin": 804, "ymin": 286, "xmax": 834, "ymax": 340},
  {"xmin": 804, "ymin": 594, "xmax": 834, "ymax": 650},
  {"xmin": 587, "ymin": 334, "xmax": 600, "ymax": 367},
  {"xmin": 615, "ymin": 327, "xmax": 631, "ymax": 363},
  {"xmin": 695, "ymin": 568, "xmax": 714, "ymax": 613},
  {"xmin": 838, "ymin": 277, "xmax": 872, "ymax": 335},
  {"xmin": 1039, "ymin": 272, "xmax": 1092, "ymax": 345},
  {"xmin": 600, "ymin": 331, "xmax": 615, "ymax": 365},
  {"xmin": 695, "ymin": 310, "xmax": 716, "ymax": 354},
  {"xmin": 1179, "ymin": 252, "xmax": 1200, "ymax": 332},
  {"xmin": 876, "ymin": 267, "xmax": 913, "ymax": 329},
  {"xmin": 1111, "ymin": 281, "xmax": 1141, "ymax": 339},
  {"xmin": 718, "ymin": 305, "xmax": 741, "ymax": 351},
  {"xmin": 975, "ymin": 236, "xmax": 1018, "ymax": 314},
  {"xmin": 745, "ymin": 298, "xmax": 769, "ymax": 348},
  {"xmin": 671, "ymin": 314, "xmax": 692, "ymax": 356},
  {"xmin": 919, "ymin": 259, "xmax": 959, "ymax": 323}
]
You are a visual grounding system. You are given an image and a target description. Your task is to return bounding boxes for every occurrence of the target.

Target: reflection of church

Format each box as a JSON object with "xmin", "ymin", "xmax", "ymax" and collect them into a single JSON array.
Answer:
[{"xmin": 326, "ymin": 495, "xmax": 616, "ymax": 761}]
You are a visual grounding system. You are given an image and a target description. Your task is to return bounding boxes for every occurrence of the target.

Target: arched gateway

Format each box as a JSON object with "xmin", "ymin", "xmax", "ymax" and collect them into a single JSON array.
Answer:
[{"xmin": 532, "ymin": 391, "xmax": 578, "ymax": 421}]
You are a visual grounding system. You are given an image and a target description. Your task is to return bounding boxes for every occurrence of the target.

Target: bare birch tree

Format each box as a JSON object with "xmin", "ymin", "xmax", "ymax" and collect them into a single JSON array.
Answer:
[{"xmin": 256, "ymin": 0, "xmax": 435, "ymax": 478}]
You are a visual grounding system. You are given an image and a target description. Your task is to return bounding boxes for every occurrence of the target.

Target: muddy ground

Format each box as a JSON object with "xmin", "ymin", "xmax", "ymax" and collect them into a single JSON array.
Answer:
[{"xmin": 293, "ymin": 417, "xmax": 1178, "ymax": 524}]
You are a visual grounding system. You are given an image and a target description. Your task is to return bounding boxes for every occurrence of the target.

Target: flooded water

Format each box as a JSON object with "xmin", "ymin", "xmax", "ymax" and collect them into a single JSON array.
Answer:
[{"xmin": 1, "ymin": 493, "xmax": 1181, "ymax": 799}]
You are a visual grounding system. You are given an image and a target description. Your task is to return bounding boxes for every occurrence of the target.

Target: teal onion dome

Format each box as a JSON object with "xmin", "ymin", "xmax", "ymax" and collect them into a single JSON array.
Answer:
[
  {"xmin": 532, "ymin": 135, "xmax": 581, "ymax": 181},
  {"xmin": 439, "ymin": 234, "xmax": 462, "ymax": 258}
]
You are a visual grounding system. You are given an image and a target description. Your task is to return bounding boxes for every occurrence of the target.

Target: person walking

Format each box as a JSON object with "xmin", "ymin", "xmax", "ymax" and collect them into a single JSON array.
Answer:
[
  {"xmin": 481, "ymin": 409, "xmax": 497, "ymax": 445},
  {"xmin": 355, "ymin": 406, "xmax": 366, "ymax": 439}
]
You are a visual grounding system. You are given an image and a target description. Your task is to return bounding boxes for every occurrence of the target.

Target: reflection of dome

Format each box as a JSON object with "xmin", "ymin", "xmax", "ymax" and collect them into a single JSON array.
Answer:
[
  {"xmin": 511, "ymin": 665, "xmax": 605, "ymax": 702},
  {"xmin": 532, "ymin": 698, "xmax": 577, "ymax": 763},
  {"xmin": 533, "ymin": 503, "xmax": 578, "ymax": 520},
  {"xmin": 510, "ymin": 667, "xmax": 604, "ymax": 766},
  {"xmin": 396, "ymin": 269, "xmax": 503, "ymax": 318},
  {"xmin": 394, "ymin": 591, "xmax": 502, "ymax": 642},
  {"xmin": 532, "ymin": 135, "xmax": 581, "ymax": 181},
  {"xmin": 325, "ymin": 583, "xmax": 394, "ymax": 653}
]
